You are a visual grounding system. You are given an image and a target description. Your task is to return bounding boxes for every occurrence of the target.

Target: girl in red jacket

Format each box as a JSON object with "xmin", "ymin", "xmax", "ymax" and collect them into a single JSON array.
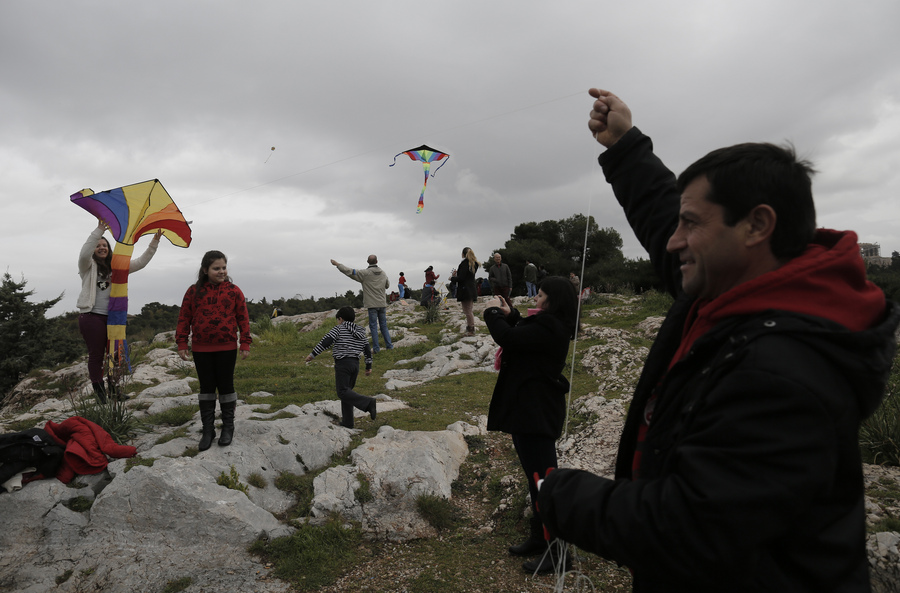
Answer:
[{"xmin": 176, "ymin": 251, "xmax": 252, "ymax": 451}]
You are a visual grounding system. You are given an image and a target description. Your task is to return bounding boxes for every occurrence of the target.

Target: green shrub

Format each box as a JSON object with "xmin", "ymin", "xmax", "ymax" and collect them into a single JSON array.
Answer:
[
  {"xmin": 69, "ymin": 394, "xmax": 139, "ymax": 445},
  {"xmin": 217, "ymin": 465, "xmax": 250, "ymax": 497},
  {"xmin": 247, "ymin": 472, "xmax": 267, "ymax": 489},
  {"xmin": 423, "ymin": 301, "xmax": 441, "ymax": 324}
]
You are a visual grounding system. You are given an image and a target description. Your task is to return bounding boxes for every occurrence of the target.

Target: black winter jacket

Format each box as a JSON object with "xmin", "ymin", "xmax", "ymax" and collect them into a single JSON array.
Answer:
[
  {"xmin": 538, "ymin": 128, "xmax": 900, "ymax": 592},
  {"xmin": 484, "ymin": 307, "xmax": 571, "ymax": 438}
]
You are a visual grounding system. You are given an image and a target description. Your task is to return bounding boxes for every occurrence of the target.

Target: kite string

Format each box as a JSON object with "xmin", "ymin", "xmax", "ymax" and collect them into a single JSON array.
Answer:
[
  {"xmin": 562, "ymin": 160, "xmax": 595, "ymax": 439},
  {"xmin": 547, "ymin": 150, "xmax": 606, "ymax": 592}
]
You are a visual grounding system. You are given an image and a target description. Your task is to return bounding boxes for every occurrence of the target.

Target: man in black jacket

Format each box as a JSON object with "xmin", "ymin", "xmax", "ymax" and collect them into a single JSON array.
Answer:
[{"xmin": 537, "ymin": 89, "xmax": 899, "ymax": 592}]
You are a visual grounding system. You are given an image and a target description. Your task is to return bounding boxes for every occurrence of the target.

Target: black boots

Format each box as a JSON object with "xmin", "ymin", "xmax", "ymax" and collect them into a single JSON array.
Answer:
[
  {"xmin": 198, "ymin": 400, "xmax": 217, "ymax": 451},
  {"xmin": 522, "ymin": 540, "xmax": 572, "ymax": 574},
  {"xmin": 91, "ymin": 382, "xmax": 108, "ymax": 404},
  {"xmin": 218, "ymin": 401, "xmax": 236, "ymax": 446},
  {"xmin": 509, "ymin": 516, "xmax": 546, "ymax": 556}
]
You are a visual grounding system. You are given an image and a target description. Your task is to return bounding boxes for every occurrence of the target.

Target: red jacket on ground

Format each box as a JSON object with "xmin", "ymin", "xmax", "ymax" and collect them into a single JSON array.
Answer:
[{"xmin": 43, "ymin": 417, "xmax": 136, "ymax": 484}]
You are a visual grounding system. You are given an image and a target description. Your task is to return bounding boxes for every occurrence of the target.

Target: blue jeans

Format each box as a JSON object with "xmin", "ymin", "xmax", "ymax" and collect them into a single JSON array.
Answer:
[
  {"xmin": 526, "ymin": 281, "xmax": 536, "ymax": 297},
  {"xmin": 368, "ymin": 307, "xmax": 392, "ymax": 352}
]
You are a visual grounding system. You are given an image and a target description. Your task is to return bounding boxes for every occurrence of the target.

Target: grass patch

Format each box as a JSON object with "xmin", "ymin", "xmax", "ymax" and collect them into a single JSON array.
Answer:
[
  {"xmin": 415, "ymin": 494, "xmax": 460, "ymax": 531},
  {"xmin": 860, "ymin": 361, "xmax": 900, "ymax": 466},
  {"xmin": 249, "ymin": 515, "xmax": 363, "ymax": 591},
  {"xmin": 161, "ymin": 576, "xmax": 193, "ymax": 593},
  {"xmin": 143, "ymin": 404, "xmax": 197, "ymax": 427},
  {"xmin": 155, "ymin": 426, "xmax": 189, "ymax": 445},
  {"xmin": 63, "ymin": 495, "xmax": 93, "ymax": 512},
  {"xmin": 124, "ymin": 456, "xmax": 155, "ymax": 472},
  {"xmin": 869, "ymin": 516, "xmax": 900, "ymax": 534},
  {"xmin": 354, "ymin": 472, "xmax": 374, "ymax": 504},
  {"xmin": 275, "ymin": 471, "xmax": 316, "ymax": 519},
  {"xmin": 248, "ymin": 472, "xmax": 267, "ymax": 489},
  {"xmin": 55, "ymin": 570, "xmax": 73, "ymax": 585}
]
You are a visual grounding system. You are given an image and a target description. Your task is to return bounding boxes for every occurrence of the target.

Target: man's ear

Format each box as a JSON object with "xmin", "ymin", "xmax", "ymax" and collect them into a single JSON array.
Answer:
[{"xmin": 744, "ymin": 204, "xmax": 777, "ymax": 248}]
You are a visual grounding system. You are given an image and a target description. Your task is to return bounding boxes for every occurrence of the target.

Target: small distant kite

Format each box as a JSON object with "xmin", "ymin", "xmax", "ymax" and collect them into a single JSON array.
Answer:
[
  {"xmin": 265, "ymin": 146, "xmax": 275, "ymax": 163},
  {"xmin": 71, "ymin": 179, "xmax": 192, "ymax": 371},
  {"xmin": 390, "ymin": 144, "xmax": 450, "ymax": 214}
]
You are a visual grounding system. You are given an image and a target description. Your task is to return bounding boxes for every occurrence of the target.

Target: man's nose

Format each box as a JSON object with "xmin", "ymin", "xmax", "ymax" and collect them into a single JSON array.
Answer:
[{"xmin": 666, "ymin": 229, "xmax": 684, "ymax": 254}]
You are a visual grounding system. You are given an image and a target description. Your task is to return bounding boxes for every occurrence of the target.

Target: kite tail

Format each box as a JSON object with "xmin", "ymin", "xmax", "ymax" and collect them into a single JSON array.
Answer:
[
  {"xmin": 417, "ymin": 163, "xmax": 432, "ymax": 214},
  {"xmin": 107, "ymin": 243, "xmax": 134, "ymax": 372},
  {"xmin": 430, "ymin": 155, "xmax": 449, "ymax": 177}
]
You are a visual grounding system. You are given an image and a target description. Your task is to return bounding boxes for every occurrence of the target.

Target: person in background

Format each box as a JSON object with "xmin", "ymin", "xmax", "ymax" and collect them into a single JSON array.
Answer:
[
  {"xmin": 398, "ymin": 272, "xmax": 407, "ymax": 299},
  {"xmin": 484, "ymin": 276, "xmax": 578, "ymax": 574},
  {"xmin": 536, "ymin": 88, "xmax": 899, "ymax": 592},
  {"xmin": 456, "ymin": 247, "xmax": 480, "ymax": 336},
  {"xmin": 568, "ymin": 272, "xmax": 580, "ymax": 295},
  {"xmin": 77, "ymin": 221, "xmax": 161, "ymax": 403},
  {"xmin": 524, "ymin": 260, "xmax": 538, "ymax": 298},
  {"xmin": 305, "ymin": 306, "xmax": 376, "ymax": 429},
  {"xmin": 536, "ymin": 265, "xmax": 548, "ymax": 287},
  {"xmin": 331, "ymin": 255, "xmax": 392, "ymax": 353},
  {"xmin": 176, "ymin": 250, "xmax": 251, "ymax": 451},
  {"xmin": 448, "ymin": 268, "xmax": 458, "ymax": 298},
  {"xmin": 424, "ymin": 265, "xmax": 440, "ymax": 288},
  {"xmin": 489, "ymin": 252, "xmax": 513, "ymax": 307}
]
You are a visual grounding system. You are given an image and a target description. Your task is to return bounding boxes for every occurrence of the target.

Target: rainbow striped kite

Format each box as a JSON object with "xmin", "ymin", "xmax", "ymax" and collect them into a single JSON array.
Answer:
[
  {"xmin": 71, "ymin": 179, "xmax": 192, "ymax": 370},
  {"xmin": 390, "ymin": 145, "xmax": 450, "ymax": 213}
]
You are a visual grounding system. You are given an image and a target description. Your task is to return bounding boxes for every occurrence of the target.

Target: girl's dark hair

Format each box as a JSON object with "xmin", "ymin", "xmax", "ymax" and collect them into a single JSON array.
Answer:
[
  {"xmin": 538, "ymin": 276, "xmax": 579, "ymax": 339},
  {"xmin": 93, "ymin": 237, "xmax": 112, "ymax": 276},
  {"xmin": 194, "ymin": 250, "xmax": 230, "ymax": 301}
]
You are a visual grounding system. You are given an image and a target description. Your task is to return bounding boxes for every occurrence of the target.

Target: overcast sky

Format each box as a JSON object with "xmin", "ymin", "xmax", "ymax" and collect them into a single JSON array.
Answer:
[{"xmin": 2, "ymin": 1, "xmax": 898, "ymax": 318}]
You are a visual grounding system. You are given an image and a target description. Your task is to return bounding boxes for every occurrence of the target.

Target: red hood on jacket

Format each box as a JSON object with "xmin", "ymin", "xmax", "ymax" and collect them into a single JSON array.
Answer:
[{"xmin": 675, "ymin": 229, "xmax": 886, "ymax": 363}]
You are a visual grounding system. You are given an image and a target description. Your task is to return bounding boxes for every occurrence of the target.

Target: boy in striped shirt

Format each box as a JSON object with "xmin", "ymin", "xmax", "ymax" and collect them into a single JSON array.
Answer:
[{"xmin": 305, "ymin": 306, "xmax": 376, "ymax": 428}]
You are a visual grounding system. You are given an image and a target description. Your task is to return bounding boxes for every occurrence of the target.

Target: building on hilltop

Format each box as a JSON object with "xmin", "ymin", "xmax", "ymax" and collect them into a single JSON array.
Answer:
[{"xmin": 860, "ymin": 243, "xmax": 893, "ymax": 267}]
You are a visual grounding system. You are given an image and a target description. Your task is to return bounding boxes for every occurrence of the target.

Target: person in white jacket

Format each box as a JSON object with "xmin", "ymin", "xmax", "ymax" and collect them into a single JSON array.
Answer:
[{"xmin": 77, "ymin": 220, "xmax": 160, "ymax": 402}]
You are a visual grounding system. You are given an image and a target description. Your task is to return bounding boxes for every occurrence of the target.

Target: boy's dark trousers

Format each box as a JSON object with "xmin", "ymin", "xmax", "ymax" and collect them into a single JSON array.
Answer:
[{"xmin": 334, "ymin": 357, "xmax": 374, "ymax": 428}]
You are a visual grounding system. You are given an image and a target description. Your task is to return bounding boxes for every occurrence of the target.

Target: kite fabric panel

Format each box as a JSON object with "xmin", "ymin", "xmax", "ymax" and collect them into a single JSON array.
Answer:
[
  {"xmin": 71, "ymin": 179, "xmax": 192, "ymax": 372},
  {"xmin": 390, "ymin": 144, "xmax": 450, "ymax": 213}
]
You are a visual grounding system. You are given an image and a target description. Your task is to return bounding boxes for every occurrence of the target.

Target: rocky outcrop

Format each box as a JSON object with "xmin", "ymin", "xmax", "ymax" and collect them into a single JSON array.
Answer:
[{"xmin": 2, "ymin": 295, "xmax": 898, "ymax": 591}]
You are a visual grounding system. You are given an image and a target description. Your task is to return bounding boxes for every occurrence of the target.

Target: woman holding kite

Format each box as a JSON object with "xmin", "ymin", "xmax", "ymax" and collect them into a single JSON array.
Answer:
[{"xmin": 77, "ymin": 220, "xmax": 160, "ymax": 403}]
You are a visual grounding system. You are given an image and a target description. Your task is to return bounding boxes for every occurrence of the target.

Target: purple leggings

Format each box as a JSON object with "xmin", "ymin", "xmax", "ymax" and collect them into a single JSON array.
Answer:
[{"xmin": 78, "ymin": 313, "xmax": 108, "ymax": 383}]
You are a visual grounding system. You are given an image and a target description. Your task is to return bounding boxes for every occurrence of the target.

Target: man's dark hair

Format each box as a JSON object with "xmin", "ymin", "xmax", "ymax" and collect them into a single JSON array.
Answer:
[
  {"xmin": 336, "ymin": 306, "xmax": 355, "ymax": 322},
  {"xmin": 676, "ymin": 142, "xmax": 817, "ymax": 259}
]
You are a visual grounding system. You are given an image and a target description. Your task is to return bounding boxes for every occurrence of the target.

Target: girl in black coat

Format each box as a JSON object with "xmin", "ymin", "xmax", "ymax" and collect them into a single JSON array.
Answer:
[{"xmin": 483, "ymin": 276, "xmax": 577, "ymax": 573}]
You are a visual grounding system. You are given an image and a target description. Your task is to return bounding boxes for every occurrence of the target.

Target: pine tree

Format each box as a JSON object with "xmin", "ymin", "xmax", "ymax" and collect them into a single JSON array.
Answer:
[{"xmin": 0, "ymin": 273, "xmax": 63, "ymax": 396}]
